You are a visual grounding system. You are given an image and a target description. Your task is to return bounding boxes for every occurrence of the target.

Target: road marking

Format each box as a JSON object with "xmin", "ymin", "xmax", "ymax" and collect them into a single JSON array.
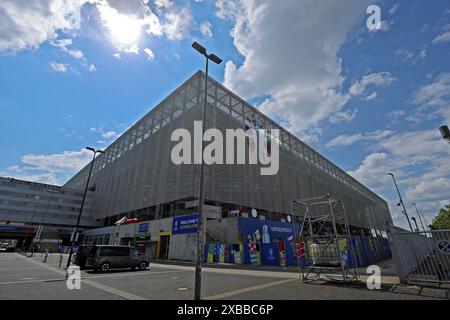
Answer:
[
  {"xmin": 13, "ymin": 253, "xmax": 148, "ymax": 300},
  {"xmin": 0, "ymin": 268, "xmax": 42, "ymax": 271},
  {"xmin": 203, "ymin": 279, "xmax": 297, "ymax": 300},
  {"xmin": 151, "ymin": 263, "xmax": 298, "ymax": 279},
  {"xmin": 83, "ymin": 269, "xmax": 189, "ymax": 280},
  {"xmin": 81, "ymin": 278, "xmax": 147, "ymax": 300},
  {"xmin": 0, "ymin": 278, "xmax": 63, "ymax": 285}
]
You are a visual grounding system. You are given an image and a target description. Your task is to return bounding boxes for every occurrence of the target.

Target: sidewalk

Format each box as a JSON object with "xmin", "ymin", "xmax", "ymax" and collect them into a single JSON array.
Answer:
[
  {"xmin": 15, "ymin": 252, "xmax": 449, "ymax": 299},
  {"xmin": 153, "ymin": 258, "xmax": 400, "ymax": 281}
]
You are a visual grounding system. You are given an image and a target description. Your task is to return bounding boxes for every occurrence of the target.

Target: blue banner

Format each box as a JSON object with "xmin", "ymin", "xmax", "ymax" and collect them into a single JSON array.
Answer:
[
  {"xmin": 261, "ymin": 243, "xmax": 280, "ymax": 266},
  {"xmin": 238, "ymin": 217, "xmax": 299, "ymax": 244},
  {"xmin": 138, "ymin": 222, "xmax": 149, "ymax": 233},
  {"xmin": 172, "ymin": 214, "xmax": 199, "ymax": 234}
]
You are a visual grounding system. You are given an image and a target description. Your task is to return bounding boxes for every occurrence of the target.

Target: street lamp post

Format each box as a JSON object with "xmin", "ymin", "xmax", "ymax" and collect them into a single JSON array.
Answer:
[
  {"xmin": 33, "ymin": 189, "xmax": 59, "ymax": 256},
  {"xmin": 22, "ymin": 208, "xmax": 37, "ymax": 252},
  {"xmin": 412, "ymin": 202, "xmax": 428, "ymax": 232},
  {"xmin": 66, "ymin": 147, "xmax": 104, "ymax": 271},
  {"xmin": 191, "ymin": 41, "xmax": 222, "ymax": 301},
  {"xmin": 411, "ymin": 217, "xmax": 419, "ymax": 232},
  {"xmin": 387, "ymin": 173, "xmax": 413, "ymax": 232}
]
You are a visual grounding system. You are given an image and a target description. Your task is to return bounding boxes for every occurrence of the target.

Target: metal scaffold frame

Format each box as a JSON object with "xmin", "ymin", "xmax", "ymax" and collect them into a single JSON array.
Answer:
[{"xmin": 292, "ymin": 194, "xmax": 359, "ymax": 283}]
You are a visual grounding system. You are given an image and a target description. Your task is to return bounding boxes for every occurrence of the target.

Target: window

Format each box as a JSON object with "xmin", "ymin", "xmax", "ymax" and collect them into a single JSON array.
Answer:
[{"xmin": 100, "ymin": 247, "xmax": 130, "ymax": 256}]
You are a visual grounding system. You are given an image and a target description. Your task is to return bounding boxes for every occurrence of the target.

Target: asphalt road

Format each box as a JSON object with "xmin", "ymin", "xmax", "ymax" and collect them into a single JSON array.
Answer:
[{"xmin": 0, "ymin": 253, "xmax": 446, "ymax": 300}]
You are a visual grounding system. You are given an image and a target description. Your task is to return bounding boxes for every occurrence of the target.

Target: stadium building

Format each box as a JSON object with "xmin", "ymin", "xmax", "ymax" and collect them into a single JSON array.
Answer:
[{"xmin": 62, "ymin": 71, "xmax": 393, "ymax": 265}]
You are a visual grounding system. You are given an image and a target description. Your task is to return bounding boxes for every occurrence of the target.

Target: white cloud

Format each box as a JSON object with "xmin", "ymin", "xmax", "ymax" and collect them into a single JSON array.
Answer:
[
  {"xmin": 89, "ymin": 64, "xmax": 97, "ymax": 72},
  {"xmin": 389, "ymin": 4, "xmax": 400, "ymax": 15},
  {"xmin": 412, "ymin": 73, "xmax": 450, "ymax": 123},
  {"xmin": 412, "ymin": 73, "xmax": 450, "ymax": 107},
  {"xmin": 407, "ymin": 178, "xmax": 450, "ymax": 203},
  {"xmin": 155, "ymin": 0, "xmax": 193, "ymax": 41},
  {"xmin": 396, "ymin": 48, "xmax": 427, "ymax": 64},
  {"xmin": 101, "ymin": 131, "xmax": 118, "ymax": 139},
  {"xmin": 326, "ymin": 130, "xmax": 394, "ymax": 148},
  {"xmin": 68, "ymin": 49, "xmax": 84, "ymax": 59},
  {"xmin": 0, "ymin": 0, "xmax": 88, "ymax": 53},
  {"xmin": 349, "ymin": 72, "xmax": 396, "ymax": 98},
  {"xmin": 1, "ymin": 171, "xmax": 61, "ymax": 185},
  {"xmin": 0, "ymin": 148, "xmax": 97, "ymax": 185},
  {"xmin": 348, "ymin": 129, "xmax": 450, "ymax": 227},
  {"xmin": 90, "ymin": 126, "xmax": 121, "ymax": 141},
  {"xmin": 200, "ymin": 21, "xmax": 213, "ymax": 37},
  {"xmin": 365, "ymin": 91, "xmax": 378, "ymax": 101},
  {"xmin": 216, "ymin": 0, "xmax": 375, "ymax": 135},
  {"xmin": 387, "ymin": 110, "xmax": 406, "ymax": 118},
  {"xmin": 144, "ymin": 48, "xmax": 155, "ymax": 60},
  {"xmin": 0, "ymin": 0, "xmax": 193, "ymax": 55},
  {"xmin": 348, "ymin": 152, "xmax": 391, "ymax": 189},
  {"xmin": 50, "ymin": 61, "xmax": 68, "ymax": 73},
  {"xmin": 21, "ymin": 149, "xmax": 93, "ymax": 173},
  {"xmin": 433, "ymin": 31, "xmax": 450, "ymax": 44},
  {"xmin": 328, "ymin": 109, "xmax": 358, "ymax": 124},
  {"xmin": 123, "ymin": 44, "xmax": 139, "ymax": 54}
]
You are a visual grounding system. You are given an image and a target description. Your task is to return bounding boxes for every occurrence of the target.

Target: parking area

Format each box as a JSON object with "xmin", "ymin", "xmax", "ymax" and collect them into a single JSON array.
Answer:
[{"xmin": 0, "ymin": 253, "xmax": 447, "ymax": 300}]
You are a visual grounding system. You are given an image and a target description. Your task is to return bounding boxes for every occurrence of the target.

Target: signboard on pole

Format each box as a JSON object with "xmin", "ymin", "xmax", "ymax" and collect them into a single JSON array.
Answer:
[{"xmin": 185, "ymin": 200, "xmax": 221, "ymax": 219}]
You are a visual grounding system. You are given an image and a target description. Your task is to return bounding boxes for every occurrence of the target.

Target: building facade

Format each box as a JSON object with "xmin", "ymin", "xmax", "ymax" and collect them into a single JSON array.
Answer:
[
  {"xmin": 64, "ymin": 71, "xmax": 392, "ymax": 234},
  {"xmin": 0, "ymin": 176, "xmax": 101, "ymax": 247}
]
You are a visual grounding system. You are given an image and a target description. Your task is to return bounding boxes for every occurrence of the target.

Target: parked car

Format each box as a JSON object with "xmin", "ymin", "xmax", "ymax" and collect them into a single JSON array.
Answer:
[
  {"xmin": 84, "ymin": 245, "xmax": 150, "ymax": 272},
  {"xmin": 73, "ymin": 245, "xmax": 96, "ymax": 269}
]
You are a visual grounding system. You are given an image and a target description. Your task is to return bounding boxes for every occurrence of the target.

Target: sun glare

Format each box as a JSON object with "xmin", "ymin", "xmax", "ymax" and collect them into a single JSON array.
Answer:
[{"xmin": 100, "ymin": 6, "xmax": 142, "ymax": 45}]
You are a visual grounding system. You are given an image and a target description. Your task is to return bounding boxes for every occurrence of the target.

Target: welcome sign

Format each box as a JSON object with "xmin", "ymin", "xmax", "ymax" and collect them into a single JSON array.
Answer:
[{"xmin": 172, "ymin": 214, "xmax": 199, "ymax": 234}]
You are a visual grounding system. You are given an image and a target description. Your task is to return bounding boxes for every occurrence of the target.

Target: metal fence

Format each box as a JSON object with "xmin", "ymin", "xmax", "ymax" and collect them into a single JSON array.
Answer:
[{"xmin": 390, "ymin": 229, "xmax": 450, "ymax": 286}]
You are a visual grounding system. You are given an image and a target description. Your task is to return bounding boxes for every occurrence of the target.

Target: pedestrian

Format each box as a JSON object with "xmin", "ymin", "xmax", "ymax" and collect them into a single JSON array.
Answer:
[{"xmin": 43, "ymin": 249, "xmax": 49, "ymax": 263}]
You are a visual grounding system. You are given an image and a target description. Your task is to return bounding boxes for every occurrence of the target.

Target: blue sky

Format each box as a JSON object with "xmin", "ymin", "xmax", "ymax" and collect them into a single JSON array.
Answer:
[{"xmin": 0, "ymin": 0, "xmax": 449, "ymax": 229}]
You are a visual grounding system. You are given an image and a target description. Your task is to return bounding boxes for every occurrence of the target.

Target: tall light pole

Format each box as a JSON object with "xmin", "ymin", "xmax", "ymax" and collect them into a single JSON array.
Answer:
[
  {"xmin": 191, "ymin": 41, "xmax": 222, "ymax": 300},
  {"xmin": 412, "ymin": 202, "xmax": 428, "ymax": 232},
  {"xmin": 411, "ymin": 217, "xmax": 419, "ymax": 232},
  {"xmin": 23, "ymin": 207, "xmax": 38, "ymax": 252},
  {"xmin": 387, "ymin": 173, "xmax": 413, "ymax": 232},
  {"xmin": 33, "ymin": 189, "xmax": 59, "ymax": 256},
  {"xmin": 66, "ymin": 147, "xmax": 104, "ymax": 271}
]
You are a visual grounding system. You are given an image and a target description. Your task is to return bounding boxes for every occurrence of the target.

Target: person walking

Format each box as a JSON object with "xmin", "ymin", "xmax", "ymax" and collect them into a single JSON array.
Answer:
[{"xmin": 43, "ymin": 248, "xmax": 49, "ymax": 263}]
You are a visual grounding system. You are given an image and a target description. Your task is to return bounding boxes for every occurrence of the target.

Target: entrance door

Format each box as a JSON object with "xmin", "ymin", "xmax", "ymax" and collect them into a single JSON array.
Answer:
[{"xmin": 158, "ymin": 235, "xmax": 170, "ymax": 260}]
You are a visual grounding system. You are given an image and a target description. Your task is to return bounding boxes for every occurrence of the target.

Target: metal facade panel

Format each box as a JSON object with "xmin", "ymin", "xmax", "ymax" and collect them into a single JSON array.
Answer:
[{"xmin": 63, "ymin": 72, "xmax": 392, "ymax": 229}]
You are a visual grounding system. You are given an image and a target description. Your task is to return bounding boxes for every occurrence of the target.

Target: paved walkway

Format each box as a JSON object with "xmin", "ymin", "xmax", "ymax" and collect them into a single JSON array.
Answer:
[{"xmin": 0, "ymin": 253, "xmax": 447, "ymax": 300}]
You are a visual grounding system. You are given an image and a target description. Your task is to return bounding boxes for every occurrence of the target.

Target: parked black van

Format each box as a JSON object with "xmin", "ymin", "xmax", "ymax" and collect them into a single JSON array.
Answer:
[{"xmin": 82, "ymin": 245, "xmax": 150, "ymax": 272}]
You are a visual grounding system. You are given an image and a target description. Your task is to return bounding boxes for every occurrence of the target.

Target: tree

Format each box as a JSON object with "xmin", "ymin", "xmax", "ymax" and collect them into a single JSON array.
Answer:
[{"xmin": 429, "ymin": 205, "xmax": 450, "ymax": 230}]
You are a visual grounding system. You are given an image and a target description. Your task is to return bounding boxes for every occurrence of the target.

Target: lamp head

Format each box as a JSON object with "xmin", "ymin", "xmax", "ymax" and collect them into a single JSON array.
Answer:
[
  {"xmin": 192, "ymin": 41, "xmax": 206, "ymax": 55},
  {"xmin": 208, "ymin": 53, "xmax": 222, "ymax": 64},
  {"xmin": 439, "ymin": 125, "xmax": 450, "ymax": 142}
]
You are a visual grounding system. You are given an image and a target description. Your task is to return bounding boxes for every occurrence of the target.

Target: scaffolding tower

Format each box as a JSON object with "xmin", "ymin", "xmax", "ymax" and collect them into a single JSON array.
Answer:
[{"xmin": 292, "ymin": 194, "xmax": 359, "ymax": 282}]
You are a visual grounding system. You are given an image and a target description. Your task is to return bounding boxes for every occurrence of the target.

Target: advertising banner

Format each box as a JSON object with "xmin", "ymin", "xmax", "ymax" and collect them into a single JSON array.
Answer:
[
  {"xmin": 261, "ymin": 243, "xmax": 280, "ymax": 266},
  {"xmin": 172, "ymin": 214, "xmax": 199, "ymax": 234},
  {"xmin": 237, "ymin": 217, "xmax": 299, "ymax": 244}
]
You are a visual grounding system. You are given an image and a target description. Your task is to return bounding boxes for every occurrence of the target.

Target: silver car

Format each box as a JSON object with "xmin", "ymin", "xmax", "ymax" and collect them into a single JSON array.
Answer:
[{"xmin": 85, "ymin": 245, "xmax": 150, "ymax": 272}]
